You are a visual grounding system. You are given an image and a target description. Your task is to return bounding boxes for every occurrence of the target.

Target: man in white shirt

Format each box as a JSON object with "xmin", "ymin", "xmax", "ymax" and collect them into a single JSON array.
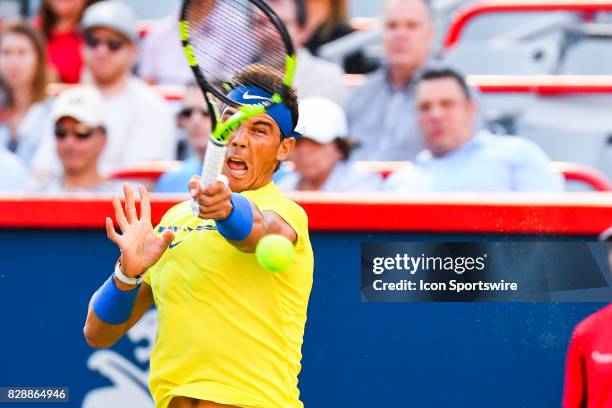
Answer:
[
  {"xmin": 37, "ymin": 86, "xmax": 123, "ymax": 193},
  {"xmin": 385, "ymin": 67, "xmax": 564, "ymax": 192},
  {"xmin": 33, "ymin": 1, "xmax": 176, "ymax": 179},
  {"xmin": 346, "ymin": 0, "xmax": 434, "ymax": 161}
]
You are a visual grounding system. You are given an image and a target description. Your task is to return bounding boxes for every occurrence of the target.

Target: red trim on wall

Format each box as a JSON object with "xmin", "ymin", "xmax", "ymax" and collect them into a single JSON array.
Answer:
[
  {"xmin": 0, "ymin": 194, "xmax": 610, "ymax": 235},
  {"xmin": 444, "ymin": 0, "xmax": 612, "ymax": 49}
]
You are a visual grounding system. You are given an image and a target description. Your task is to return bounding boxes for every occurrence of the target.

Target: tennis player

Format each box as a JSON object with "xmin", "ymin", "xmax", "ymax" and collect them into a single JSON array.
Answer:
[{"xmin": 83, "ymin": 66, "xmax": 313, "ymax": 408}]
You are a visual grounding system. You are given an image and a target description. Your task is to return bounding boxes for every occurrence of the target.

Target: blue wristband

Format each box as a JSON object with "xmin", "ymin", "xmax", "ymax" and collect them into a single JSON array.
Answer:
[
  {"xmin": 92, "ymin": 274, "xmax": 139, "ymax": 325},
  {"xmin": 216, "ymin": 193, "xmax": 254, "ymax": 241}
]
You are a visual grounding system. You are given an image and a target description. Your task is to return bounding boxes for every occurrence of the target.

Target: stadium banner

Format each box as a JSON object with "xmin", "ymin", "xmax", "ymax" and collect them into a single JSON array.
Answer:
[{"xmin": 362, "ymin": 242, "xmax": 611, "ymax": 302}]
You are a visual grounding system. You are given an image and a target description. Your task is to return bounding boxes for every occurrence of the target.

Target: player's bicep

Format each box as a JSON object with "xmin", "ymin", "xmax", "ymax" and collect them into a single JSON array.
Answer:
[{"xmin": 262, "ymin": 210, "xmax": 297, "ymax": 244}]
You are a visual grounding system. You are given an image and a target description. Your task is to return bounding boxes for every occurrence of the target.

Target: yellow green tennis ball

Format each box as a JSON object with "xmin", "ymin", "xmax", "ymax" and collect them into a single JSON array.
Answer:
[{"xmin": 256, "ymin": 234, "xmax": 295, "ymax": 273}]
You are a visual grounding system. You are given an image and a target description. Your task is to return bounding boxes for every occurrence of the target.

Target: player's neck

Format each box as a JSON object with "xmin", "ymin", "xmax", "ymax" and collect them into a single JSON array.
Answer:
[{"xmin": 63, "ymin": 168, "xmax": 104, "ymax": 190}]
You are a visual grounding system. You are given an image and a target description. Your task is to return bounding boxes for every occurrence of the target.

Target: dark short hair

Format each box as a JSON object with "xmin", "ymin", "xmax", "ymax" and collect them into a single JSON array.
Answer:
[
  {"xmin": 415, "ymin": 67, "xmax": 471, "ymax": 100},
  {"xmin": 229, "ymin": 64, "xmax": 299, "ymax": 137},
  {"xmin": 333, "ymin": 137, "xmax": 358, "ymax": 161}
]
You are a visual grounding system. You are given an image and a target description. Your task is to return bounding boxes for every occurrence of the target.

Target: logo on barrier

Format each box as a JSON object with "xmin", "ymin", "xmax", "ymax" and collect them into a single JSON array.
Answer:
[{"xmin": 82, "ymin": 310, "xmax": 157, "ymax": 407}]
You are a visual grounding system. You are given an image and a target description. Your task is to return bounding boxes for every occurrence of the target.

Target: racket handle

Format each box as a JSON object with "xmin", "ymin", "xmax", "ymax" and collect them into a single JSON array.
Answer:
[{"xmin": 201, "ymin": 138, "xmax": 227, "ymax": 187}]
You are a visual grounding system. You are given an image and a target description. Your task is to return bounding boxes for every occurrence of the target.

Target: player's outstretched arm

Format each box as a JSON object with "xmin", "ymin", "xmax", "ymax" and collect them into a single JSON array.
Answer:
[
  {"xmin": 83, "ymin": 184, "xmax": 174, "ymax": 348},
  {"xmin": 83, "ymin": 283, "xmax": 154, "ymax": 348},
  {"xmin": 189, "ymin": 177, "xmax": 296, "ymax": 253}
]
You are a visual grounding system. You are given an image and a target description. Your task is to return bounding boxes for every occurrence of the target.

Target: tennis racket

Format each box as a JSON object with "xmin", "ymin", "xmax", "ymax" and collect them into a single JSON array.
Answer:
[{"xmin": 179, "ymin": 0, "xmax": 297, "ymax": 190}]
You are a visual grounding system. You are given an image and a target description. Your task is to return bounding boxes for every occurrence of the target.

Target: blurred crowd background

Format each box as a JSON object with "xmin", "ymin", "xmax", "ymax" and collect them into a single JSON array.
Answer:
[{"xmin": 0, "ymin": 0, "xmax": 610, "ymax": 195}]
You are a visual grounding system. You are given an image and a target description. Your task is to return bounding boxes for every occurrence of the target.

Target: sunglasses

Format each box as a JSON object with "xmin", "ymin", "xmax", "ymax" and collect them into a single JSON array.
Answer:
[
  {"xmin": 84, "ymin": 33, "xmax": 126, "ymax": 52},
  {"xmin": 54, "ymin": 125, "xmax": 97, "ymax": 140},
  {"xmin": 178, "ymin": 107, "xmax": 209, "ymax": 119}
]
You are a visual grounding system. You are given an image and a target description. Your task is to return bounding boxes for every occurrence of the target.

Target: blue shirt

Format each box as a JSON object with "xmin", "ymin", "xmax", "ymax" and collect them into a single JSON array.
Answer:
[
  {"xmin": 384, "ymin": 130, "xmax": 565, "ymax": 192},
  {"xmin": 156, "ymin": 157, "xmax": 201, "ymax": 193}
]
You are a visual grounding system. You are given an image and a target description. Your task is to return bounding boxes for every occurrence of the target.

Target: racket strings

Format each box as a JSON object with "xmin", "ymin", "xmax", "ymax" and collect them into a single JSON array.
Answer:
[{"xmin": 184, "ymin": 0, "xmax": 287, "ymax": 97}]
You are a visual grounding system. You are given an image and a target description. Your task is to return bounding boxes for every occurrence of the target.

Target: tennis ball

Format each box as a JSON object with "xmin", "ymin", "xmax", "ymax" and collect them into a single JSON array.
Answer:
[{"xmin": 256, "ymin": 234, "xmax": 295, "ymax": 273}]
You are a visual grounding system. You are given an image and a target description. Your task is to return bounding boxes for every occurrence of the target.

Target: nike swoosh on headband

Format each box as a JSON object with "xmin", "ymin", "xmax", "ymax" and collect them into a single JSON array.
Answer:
[{"xmin": 242, "ymin": 91, "xmax": 271, "ymax": 101}]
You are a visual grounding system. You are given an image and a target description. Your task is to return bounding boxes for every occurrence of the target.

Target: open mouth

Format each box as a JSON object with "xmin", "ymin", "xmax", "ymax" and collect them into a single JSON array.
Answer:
[{"xmin": 226, "ymin": 157, "xmax": 249, "ymax": 177}]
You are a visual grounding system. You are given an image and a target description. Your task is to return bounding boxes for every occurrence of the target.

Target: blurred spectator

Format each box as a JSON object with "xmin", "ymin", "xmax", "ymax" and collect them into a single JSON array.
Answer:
[
  {"xmin": 156, "ymin": 85, "xmax": 210, "ymax": 193},
  {"xmin": 36, "ymin": 86, "xmax": 122, "ymax": 193},
  {"xmin": 346, "ymin": 0, "xmax": 434, "ymax": 161},
  {"xmin": 303, "ymin": 0, "xmax": 373, "ymax": 74},
  {"xmin": 385, "ymin": 68, "xmax": 564, "ymax": 192},
  {"xmin": 0, "ymin": 21, "xmax": 52, "ymax": 167},
  {"xmin": 37, "ymin": 0, "xmax": 103, "ymax": 83},
  {"xmin": 266, "ymin": 0, "xmax": 348, "ymax": 106},
  {"xmin": 277, "ymin": 97, "xmax": 382, "ymax": 192},
  {"xmin": 0, "ymin": 78, "xmax": 27, "ymax": 191},
  {"xmin": 32, "ymin": 1, "xmax": 176, "ymax": 179},
  {"xmin": 138, "ymin": 6, "xmax": 193, "ymax": 86},
  {"xmin": 562, "ymin": 227, "xmax": 612, "ymax": 408}
]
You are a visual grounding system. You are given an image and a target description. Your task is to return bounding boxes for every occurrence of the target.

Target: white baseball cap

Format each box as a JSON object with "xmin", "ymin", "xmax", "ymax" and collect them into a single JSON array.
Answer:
[
  {"xmin": 52, "ymin": 86, "xmax": 106, "ymax": 127},
  {"xmin": 295, "ymin": 97, "xmax": 348, "ymax": 144},
  {"xmin": 81, "ymin": 1, "xmax": 138, "ymax": 42}
]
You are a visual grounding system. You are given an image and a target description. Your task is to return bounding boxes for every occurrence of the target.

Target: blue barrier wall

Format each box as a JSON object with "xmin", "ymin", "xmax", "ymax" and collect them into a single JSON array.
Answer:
[{"xmin": 0, "ymin": 229, "xmax": 604, "ymax": 407}]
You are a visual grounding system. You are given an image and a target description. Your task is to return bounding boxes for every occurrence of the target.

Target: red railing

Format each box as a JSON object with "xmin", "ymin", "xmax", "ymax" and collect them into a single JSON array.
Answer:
[
  {"xmin": 552, "ymin": 162, "xmax": 612, "ymax": 191},
  {"xmin": 444, "ymin": 0, "xmax": 612, "ymax": 50},
  {"xmin": 0, "ymin": 193, "xmax": 610, "ymax": 234}
]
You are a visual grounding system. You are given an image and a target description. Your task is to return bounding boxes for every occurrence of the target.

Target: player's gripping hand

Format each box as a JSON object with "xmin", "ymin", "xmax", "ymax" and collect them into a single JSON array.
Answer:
[
  {"xmin": 188, "ymin": 175, "xmax": 233, "ymax": 220},
  {"xmin": 105, "ymin": 184, "xmax": 175, "ymax": 278}
]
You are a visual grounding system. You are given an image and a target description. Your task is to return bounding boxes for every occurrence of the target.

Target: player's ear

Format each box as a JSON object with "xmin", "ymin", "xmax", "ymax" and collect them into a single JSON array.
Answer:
[{"xmin": 276, "ymin": 137, "xmax": 296, "ymax": 162}]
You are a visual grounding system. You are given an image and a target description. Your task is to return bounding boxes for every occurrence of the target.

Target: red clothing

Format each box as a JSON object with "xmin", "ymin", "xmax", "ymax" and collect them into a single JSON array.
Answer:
[
  {"xmin": 563, "ymin": 304, "xmax": 612, "ymax": 408},
  {"xmin": 46, "ymin": 29, "xmax": 83, "ymax": 84}
]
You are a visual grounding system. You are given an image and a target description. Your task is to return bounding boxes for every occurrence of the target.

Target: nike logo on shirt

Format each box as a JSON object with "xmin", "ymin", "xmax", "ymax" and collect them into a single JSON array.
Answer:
[{"xmin": 169, "ymin": 241, "xmax": 184, "ymax": 249}]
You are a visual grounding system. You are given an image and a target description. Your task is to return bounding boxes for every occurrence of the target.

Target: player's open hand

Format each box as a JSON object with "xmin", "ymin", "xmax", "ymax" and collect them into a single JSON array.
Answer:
[
  {"xmin": 105, "ymin": 184, "xmax": 174, "ymax": 278},
  {"xmin": 189, "ymin": 175, "xmax": 233, "ymax": 220}
]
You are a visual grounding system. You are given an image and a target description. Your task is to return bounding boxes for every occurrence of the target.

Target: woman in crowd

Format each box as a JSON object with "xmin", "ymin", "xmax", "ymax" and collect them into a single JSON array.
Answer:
[
  {"xmin": 38, "ymin": 0, "xmax": 102, "ymax": 83},
  {"xmin": 303, "ymin": 0, "xmax": 372, "ymax": 73},
  {"xmin": 277, "ymin": 97, "xmax": 382, "ymax": 192},
  {"xmin": 0, "ymin": 21, "xmax": 52, "ymax": 167}
]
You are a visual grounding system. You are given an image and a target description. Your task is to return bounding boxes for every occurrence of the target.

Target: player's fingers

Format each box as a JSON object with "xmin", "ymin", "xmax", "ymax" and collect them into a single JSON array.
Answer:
[
  {"xmin": 188, "ymin": 177, "xmax": 201, "ymax": 198},
  {"xmin": 198, "ymin": 208, "xmax": 230, "ymax": 220},
  {"xmin": 139, "ymin": 185, "xmax": 151, "ymax": 222},
  {"xmin": 203, "ymin": 181, "xmax": 226, "ymax": 196},
  {"xmin": 196, "ymin": 190, "xmax": 228, "ymax": 208},
  {"xmin": 123, "ymin": 184, "xmax": 138, "ymax": 223},
  {"xmin": 160, "ymin": 230, "xmax": 175, "ymax": 250},
  {"xmin": 105, "ymin": 217, "xmax": 121, "ymax": 246},
  {"xmin": 112, "ymin": 195, "xmax": 129, "ymax": 232}
]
